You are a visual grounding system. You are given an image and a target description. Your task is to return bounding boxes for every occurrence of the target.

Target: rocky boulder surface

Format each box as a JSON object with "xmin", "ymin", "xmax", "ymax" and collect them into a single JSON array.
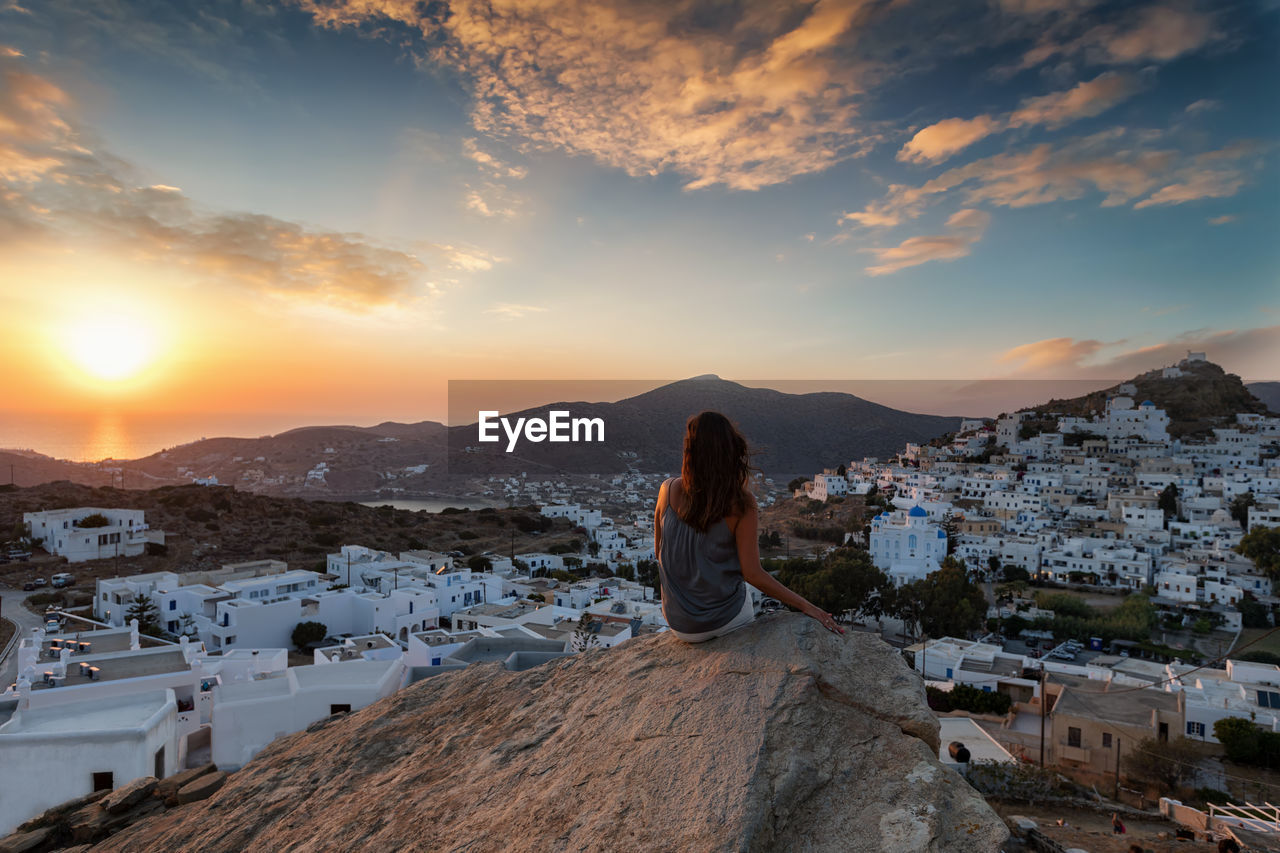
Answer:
[{"xmin": 94, "ymin": 613, "xmax": 1007, "ymax": 852}]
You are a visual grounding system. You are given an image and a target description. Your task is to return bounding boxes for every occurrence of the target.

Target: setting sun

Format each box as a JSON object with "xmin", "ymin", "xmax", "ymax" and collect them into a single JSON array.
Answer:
[{"xmin": 62, "ymin": 313, "xmax": 160, "ymax": 382}]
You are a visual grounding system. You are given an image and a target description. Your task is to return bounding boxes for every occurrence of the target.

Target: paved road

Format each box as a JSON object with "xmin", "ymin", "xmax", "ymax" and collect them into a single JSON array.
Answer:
[{"xmin": 0, "ymin": 588, "xmax": 47, "ymax": 689}]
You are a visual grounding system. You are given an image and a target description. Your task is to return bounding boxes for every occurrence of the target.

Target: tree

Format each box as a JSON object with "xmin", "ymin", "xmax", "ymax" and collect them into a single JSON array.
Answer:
[
  {"xmin": 836, "ymin": 464, "xmax": 846, "ymax": 477},
  {"xmin": 635, "ymin": 559, "xmax": 660, "ymax": 599},
  {"xmin": 1214, "ymin": 717, "xmax": 1280, "ymax": 769},
  {"xmin": 571, "ymin": 611, "xmax": 601, "ymax": 652},
  {"xmin": 1231, "ymin": 491, "xmax": 1257, "ymax": 529},
  {"xmin": 77, "ymin": 513, "xmax": 111, "ymax": 529},
  {"xmin": 1237, "ymin": 526, "xmax": 1280, "ymax": 579},
  {"xmin": 777, "ymin": 549, "xmax": 891, "ymax": 621},
  {"xmin": 125, "ymin": 593, "xmax": 161, "ymax": 635},
  {"xmin": 291, "ymin": 621, "xmax": 328, "ymax": 652},
  {"xmin": 787, "ymin": 477, "xmax": 808, "ymax": 494},
  {"xmin": 899, "ymin": 559, "xmax": 987, "ymax": 640},
  {"xmin": 588, "ymin": 540, "xmax": 601, "ymax": 558},
  {"xmin": 1123, "ymin": 736, "xmax": 1202, "ymax": 792},
  {"xmin": 940, "ymin": 513, "xmax": 959, "ymax": 556},
  {"xmin": 1158, "ymin": 483, "xmax": 1180, "ymax": 520},
  {"xmin": 467, "ymin": 554, "xmax": 492, "ymax": 571}
]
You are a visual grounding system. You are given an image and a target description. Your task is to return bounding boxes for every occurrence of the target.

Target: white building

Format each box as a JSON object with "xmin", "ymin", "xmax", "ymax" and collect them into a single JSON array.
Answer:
[
  {"xmin": 24, "ymin": 508, "xmax": 155, "ymax": 563},
  {"xmin": 869, "ymin": 506, "xmax": 948, "ymax": 586},
  {"xmin": 0, "ymin": 689, "xmax": 179, "ymax": 834},
  {"xmin": 211, "ymin": 657, "xmax": 405, "ymax": 771}
]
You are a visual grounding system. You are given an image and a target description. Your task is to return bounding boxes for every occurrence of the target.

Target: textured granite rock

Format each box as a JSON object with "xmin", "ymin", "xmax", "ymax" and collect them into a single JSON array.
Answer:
[{"xmin": 94, "ymin": 613, "xmax": 1007, "ymax": 852}]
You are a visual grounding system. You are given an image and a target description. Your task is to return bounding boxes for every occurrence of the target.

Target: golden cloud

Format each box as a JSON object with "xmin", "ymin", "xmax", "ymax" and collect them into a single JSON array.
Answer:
[
  {"xmin": 1007, "ymin": 71, "xmax": 1141, "ymax": 129},
  {"xmin": 845, "ymin": 132, "xmax": 1258, "ymax": 228},
  {"xmin": 861, "ymin": 207, "xmax": 990, "ymax": 276},
  {"xmin": 299, "ymin": 0, "xmax": 879, "ymax": 190},
  {"xmin": 897, "ymin": 116, "xmax": 1002, "ymax": 165}
]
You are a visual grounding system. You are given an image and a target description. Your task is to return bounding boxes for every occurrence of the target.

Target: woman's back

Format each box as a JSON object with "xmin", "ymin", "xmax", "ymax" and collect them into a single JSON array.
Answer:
[{"xmin": 657, "ymin": 480, "xmax": 746, "ymax": 635}]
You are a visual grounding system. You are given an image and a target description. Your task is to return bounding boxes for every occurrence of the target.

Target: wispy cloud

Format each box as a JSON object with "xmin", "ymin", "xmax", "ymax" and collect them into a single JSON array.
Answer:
[
  {"xmin": 485, "ymin": 303, "xmax": 547, "ymax": 319},
  {"xmin": 997, "ymin": 327, "xmax": 1280, "ymax": 379},
  {"xmin": 1018, "ymin": 4, "xmax": 1219, "ymax": 70},
  {"xmin": 861, "ymin": 208, "xmax": 990, "ymax": 276},
  {"xmin": 0, "ymin": 50, "xmax": 492, "ymax": 310},
  {"xmin": 847, "ymin": 131, "xmax": 1261, "ymax": 230},
  {"xmin": 998, "ymin": 336, "xmax": 1110, "ymax": 372},
  {"xmin": 1207, "ymin": 214, "xmax": 1236, "ymax": 225},
  {"xmin": 896, "ymin": 72, "xmax": 1142, "ymax": 166}
]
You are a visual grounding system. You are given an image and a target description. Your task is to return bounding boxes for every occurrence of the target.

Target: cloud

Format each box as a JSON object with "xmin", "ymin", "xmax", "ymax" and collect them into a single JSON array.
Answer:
[
  {"xmin": 998, "ymin": 337, "xmax": 1109, "ymax": 371},
  {"xmin": 996, "ymin": 327, "xmax": 1280, "ymax": 379},
  {"xmin": 843, "ymin": 132, "xmax": 1260, "ymax": 228},
  {"xmin": 464, "ymin": 184, "xmax": 519, "ymax": 219},
  {"xmin": 1019, "ymin": 4, "xmax": 1218, "ymax": 70},
  {"xmin": 1185, "ymin": 99, "xmax": 1220, "ymax": 114},
  {"xmin": 462, "ymin": 138, "xmax": 527, "ymax": 180},
  {"xmin": 861, "ymin": 207, "xmax": 990, "ymax": 275},
  {"xmin": 897, "ymin": 116, "xmax": 1002, "ymax": 164},
  {"xmin": 1007, "ymin": 71, "xmax": 1141, "ymax": 129},
  {"xmin": 298, "ymin": 0, "xmax": 880, "ymax": 191},
  {"xmin": 1133, "ymin": 169, "xmax": 1246, "ymax": 209},
  {"xmin": 894, "ymin": 71, "xmax": 1141, "ymax": 167},
  {"xmin": 1207, "ymin": 214, "xmax": 1235, "ymax": 225},
  {"xmin": 0, "ymin": 50, "xmax": 491, "ymax": 310},
  {"xmin": 485, "ymin": 303, "xmax": 547, "ymax": 319}
]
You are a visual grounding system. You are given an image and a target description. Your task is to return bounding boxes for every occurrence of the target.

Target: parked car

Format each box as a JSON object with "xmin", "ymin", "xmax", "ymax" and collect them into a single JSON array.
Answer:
[
  {"xmin": 28, "ymin": 577, "xmax": 48, "ymax": 588},
  {"xmin": 51, "ymin": 573, "xmax": 75, "ymax": 588},
  {"xmin": 22, "ymin": 581, "xmax": 37, "ymax": 591}
]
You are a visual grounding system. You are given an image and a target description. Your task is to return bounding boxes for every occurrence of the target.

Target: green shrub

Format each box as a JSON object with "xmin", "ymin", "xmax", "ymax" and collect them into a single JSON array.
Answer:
[{"xmin": 926, "ymin": 684, "xmax": 1012, "ymax": 716}]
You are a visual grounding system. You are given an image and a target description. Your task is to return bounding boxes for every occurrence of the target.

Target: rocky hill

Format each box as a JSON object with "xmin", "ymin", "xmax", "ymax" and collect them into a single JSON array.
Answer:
[
  {"xmin": 1027, "ymin": 359, "xmax": 1270, "ymax": 437},
  {"xmin": 91, "ymin": 614, "xmax": 1005, "ymax": 853},
  {"xmin": 448, "ymin": 375, "xmax": 960, "ymax": 480}
]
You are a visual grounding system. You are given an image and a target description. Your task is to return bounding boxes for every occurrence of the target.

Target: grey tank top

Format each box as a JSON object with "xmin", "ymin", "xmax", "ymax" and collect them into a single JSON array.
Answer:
[{"xmin": 658, "ymin": 497, "xmax": 746, "ymax": 634}]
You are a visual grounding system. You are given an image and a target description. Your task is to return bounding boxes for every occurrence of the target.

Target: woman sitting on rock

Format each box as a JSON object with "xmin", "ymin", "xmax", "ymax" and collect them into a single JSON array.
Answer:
[{"xmin": 653, "ymin": 410, "xmax": 843, "ymax": 643}]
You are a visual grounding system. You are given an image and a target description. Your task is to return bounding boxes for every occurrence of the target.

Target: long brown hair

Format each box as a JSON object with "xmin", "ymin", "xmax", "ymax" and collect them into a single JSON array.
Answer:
[{"xmin": 679, "ymin": 411, "xmax": 752, "ymax": 531}]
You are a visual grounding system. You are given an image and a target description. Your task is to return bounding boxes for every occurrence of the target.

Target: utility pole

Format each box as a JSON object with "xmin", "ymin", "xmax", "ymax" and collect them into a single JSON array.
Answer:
[
  {"xmin": 346, "ymin": 553, "xmax": 351, "ymax": 588},
  {"xmin": 1114, "ymin": 736, "xmax": 1121, "ymax": 801},
  {"xmin": 1039, "ymin": 665, "xmax": 1047, "ymax": 768}
]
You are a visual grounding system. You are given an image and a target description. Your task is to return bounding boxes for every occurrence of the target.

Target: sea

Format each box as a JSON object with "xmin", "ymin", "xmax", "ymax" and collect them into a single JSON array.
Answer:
[{"xmin": 0, "ymin": 411, "xmax": 384, "ymax": 463}]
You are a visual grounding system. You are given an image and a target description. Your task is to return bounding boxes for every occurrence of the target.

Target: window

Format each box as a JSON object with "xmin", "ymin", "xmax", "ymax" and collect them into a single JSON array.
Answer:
[
  {"xmin": 1258, "ymin": 691, "xmax": 1280, "ymax": 708},
  {"xmin": 168, "ymin": 600, "xmax": 176, "ymax": 610},
  {"xmin": 330, "ymin": 704, "xmax": 352, "ymax": 715},
  {"xmin": 1187, "ymin": 721, "xmax": 1206, "ymax": 738},
  {"xmin": 92, "ymin": 772, "xmax": 114, "ymax": 791},
  {"xmin": 1067, "ymin": 727, "xmax": 1082, "ymax": 748},
  {"xmin": 1101, "ymin": 733, "xmax": 1112, "ymax": 748}
]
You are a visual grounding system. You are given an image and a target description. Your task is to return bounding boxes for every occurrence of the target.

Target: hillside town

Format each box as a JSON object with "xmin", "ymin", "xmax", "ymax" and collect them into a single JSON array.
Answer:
[{"xmin": 2, "ymin": 355, "xmax": 1279, "ymax": 848}]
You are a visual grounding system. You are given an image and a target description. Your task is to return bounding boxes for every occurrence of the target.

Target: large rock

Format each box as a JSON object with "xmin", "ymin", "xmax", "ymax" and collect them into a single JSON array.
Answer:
[
  {"xmin": 94, "ymin": 613, "xmax": 1007, "ymax": 852},
  {"xmin": 99, "ymin": 776, "xmax": 158, "ymax": 814}
]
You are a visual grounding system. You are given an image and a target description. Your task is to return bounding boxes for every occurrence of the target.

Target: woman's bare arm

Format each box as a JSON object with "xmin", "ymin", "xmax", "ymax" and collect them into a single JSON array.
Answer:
[
  {"xmin": 731, "ymin": 493, "xmax": 844, "ymax": 635},
  {"xmin": 653, "ymin": 478, "xmax": 669, "ymax": 557}
]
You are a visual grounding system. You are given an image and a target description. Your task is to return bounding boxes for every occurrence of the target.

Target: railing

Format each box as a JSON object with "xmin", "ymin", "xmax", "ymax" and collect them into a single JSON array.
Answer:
[{"xmin": 1209, "ymin": 802, "xmax": 1280, "ymax": 833}]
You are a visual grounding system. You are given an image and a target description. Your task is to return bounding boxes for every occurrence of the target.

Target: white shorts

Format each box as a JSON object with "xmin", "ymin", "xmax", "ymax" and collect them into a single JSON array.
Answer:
[{"xmin": 670, "ymin": 586, "xmax": 756, "ymax": 644}]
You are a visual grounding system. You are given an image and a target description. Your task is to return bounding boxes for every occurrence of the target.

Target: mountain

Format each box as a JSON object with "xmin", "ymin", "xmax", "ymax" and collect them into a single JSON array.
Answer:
[
  {"xmin": 1026, "ymin": 359, "xmax": 1270, "ymax": 437},
  {"xmin": 89, "ymin": 614, "xmax": 1007, "ymax": 853},
  {"xmin": 6, "ymin": 379, "xmax": 960, "ymax": 494},
  {"xmin": 1248, "ymin": 382, "xmax": 1280, "ymax": 415},
  {"xmin": 447, "ymin": 375, "xmax": 961, "ymax": 478}
]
